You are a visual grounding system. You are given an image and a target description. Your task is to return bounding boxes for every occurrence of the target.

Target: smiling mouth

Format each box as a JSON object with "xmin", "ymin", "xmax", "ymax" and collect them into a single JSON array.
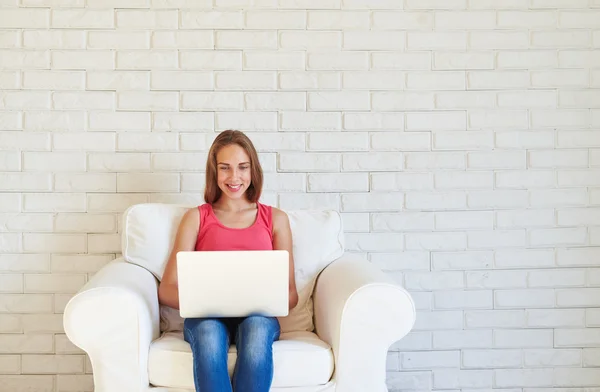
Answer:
[{"xmin": 227, "ymin": 184, "xmax": 242, "ymax": 191}]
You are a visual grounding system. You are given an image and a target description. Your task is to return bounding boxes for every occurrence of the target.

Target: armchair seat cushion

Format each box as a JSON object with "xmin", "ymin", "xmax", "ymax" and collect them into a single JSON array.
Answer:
[{"xmin": 148, "ymin": 330, "xmax": 334, "ymax": 389}]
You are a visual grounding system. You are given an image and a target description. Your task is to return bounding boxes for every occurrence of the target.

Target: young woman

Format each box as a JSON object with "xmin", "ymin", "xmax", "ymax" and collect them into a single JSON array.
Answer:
[{"xmin": 158, "ymin": 130, "xmax": 299, "ymax": 392}]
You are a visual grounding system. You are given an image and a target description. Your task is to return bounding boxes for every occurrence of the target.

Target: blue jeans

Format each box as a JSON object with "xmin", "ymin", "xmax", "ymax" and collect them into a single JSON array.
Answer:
[{"xmin": 183, "ymin": 315, "xmax": 280, "ymax": 392}]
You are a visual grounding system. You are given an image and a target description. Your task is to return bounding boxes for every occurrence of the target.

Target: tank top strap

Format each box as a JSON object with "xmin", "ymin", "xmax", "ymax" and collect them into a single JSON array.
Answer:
[
  {"xmin": 197, "ymin": 203, "xmax": 213, "ymax": 230},
  {"xmin": 256, "ymin": 202, "xmax": 273, "ymax": 234}
]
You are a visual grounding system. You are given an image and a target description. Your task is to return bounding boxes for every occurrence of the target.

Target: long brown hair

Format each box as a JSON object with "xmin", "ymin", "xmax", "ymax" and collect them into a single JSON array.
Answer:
[{"xmin": 204, "ymin": 130, "xmax": 263, "ymax": 204}]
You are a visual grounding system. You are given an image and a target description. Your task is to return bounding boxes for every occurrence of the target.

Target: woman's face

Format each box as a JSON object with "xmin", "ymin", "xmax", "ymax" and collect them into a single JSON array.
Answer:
[{"xmin": 215, "ymin": 144, "xmax": 252, "ymax": 200}]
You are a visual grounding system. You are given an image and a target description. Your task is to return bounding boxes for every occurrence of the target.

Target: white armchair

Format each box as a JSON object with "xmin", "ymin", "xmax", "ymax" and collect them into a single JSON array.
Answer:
[{"xmin": 63, "ymin": 203, "xmax": 416, "ymax": 392}]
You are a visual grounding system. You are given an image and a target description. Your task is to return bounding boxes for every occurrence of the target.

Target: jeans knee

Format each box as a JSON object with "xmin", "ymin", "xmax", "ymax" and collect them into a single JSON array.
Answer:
[
  {"xmin": 239, "ymin": 315, "xmax": 280, "ymax": 340},
  {"xmin": 184, "ymin": 318, "xmax": 228, "ymax": 360}
]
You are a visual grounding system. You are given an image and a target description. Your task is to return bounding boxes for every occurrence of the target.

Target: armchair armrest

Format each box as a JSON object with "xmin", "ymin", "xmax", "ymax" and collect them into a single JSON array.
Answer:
[
  {"xmin": 313, "ymin": 253, "xmax": 415, "ymax": 392},
  {"xmin": 63, "ymin": 258, "xmax": 160, "ymax": 392}
]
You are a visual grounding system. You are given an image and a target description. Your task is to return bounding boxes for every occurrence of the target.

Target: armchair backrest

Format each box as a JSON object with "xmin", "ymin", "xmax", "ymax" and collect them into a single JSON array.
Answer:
[{"xmin": 121, "ymin": 203, "xmax": 345, "ymax": 333}]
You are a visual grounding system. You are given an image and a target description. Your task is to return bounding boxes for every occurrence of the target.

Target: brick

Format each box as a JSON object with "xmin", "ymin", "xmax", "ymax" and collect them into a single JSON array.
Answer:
[
  {"xmin": 463, "ymin": 349, "xmax": 522, "ymax": 368},
  {"xmin": 495, "ymin": 329, "xmax": 554, "ymax": 349},
  {"xmin": 558, "ymin": 170, "xmax": 600, "ymax": 187},
  {"xmin": 25, "ymin": 274, "xmax": 85, "ymax": 294},
  {"xmin": 279, "ymin": 72, "xmax": 340, "ymax": 90},
  {"xmin": 530, "ymin": 228, "xmax": 587, "ymax": 246},
  {"xmin": 0, "ymin": 50, "xmax": 49, "ymax": 69},
  {"xmin": 469, "ymin": 0, "xmax": 525, "ymax": 8},
  {"xmin": 340, "ymin": 213, "xmax": 369, "ymax": 233},
  {"xmin": 88, "ymin": 234, "xmax": 120, "ymax": 253},
  {"xmin": 433, "ymin": 330, "xmax": 492, "ymax": 349},
  {"xmin": 413, "ymin": 310, "xmax": 463, "ymax": 331},
  {"xmin": 55, "ymin": 214, "xmax": 116, "ymax": 233},
  {"xmin": 308, "ymin": 92, "xmax": 369, "ymax": 111},
  {"xmin": 179, "ymin": 133, "xmax": 213, "ymax": 151},
  {"xmin": 0, "ymin": 376, "xmax": 53, "ymax": 391},
  {"xmin": 496, "ymin": 209, "xmax": 554, "ymax": 228},
  {"xmin": 343, "ymin": 71, "xmax": 405, "ymax": 90},
  {"xmin": 467, "ymin": 270, "xmax": 527, "ymax": 289},
  {"xmin": 0, "ymin": 213, "xmax": 52, "ymax": 233},
  {"xmin": 555, "ymin": 329, "xmax": 600, "ymax": 347},
  {"xmin": 370, "ymin": 132, "xmax": 430, "ymax": 152},
  {"xmin": 532, "ymin": 70, "xmax": 589, "ymax": 88},
  {"xmin": 0, "ymin": 194, "xmax": 20, "ymax": 213},
  {"xmin": 387, "ymin": 371, "xmax": 431, "ymax": 391},
  {"xmin": 249, "ymin": 132, "xmax": 305, "ymax": 152},
  {"xmin": 531, "ymin": 0, "xmax": 589, "ymax": 7},
  {"xmin": 87, "ymin": 194, "xmax": 149, "ymax": 213},
  {"xmin": 23, "ymin": 234, "xmax": 86, "ymax": 253},
  {"xmin": 557, "ymin": 289, "xmax": 600, "ymax": 307},
  {"xmin": 152, "ymin": 31, "xmax": 213, "ymax": 49},
  {"xmin": 52, "ymin": 9, "xmax": 113, "ymax": 29},
  {"xmin": 54, "ymin": 173, "xmax": 117, "ymax": 193},
  {"xmin": 372, "ymin": 11, "xmax": 432, "ymax": 30},
  {"xmin": 434, "ymin": 290, "xmax": 492, "ymax": 310},
  {"xmin": 246, "ymin": 10, "xmax": 305, "ymax": 29},
  {"xmin": 468, "ymin": 151, "xmax": 525, "ymax": 169},
  {"xmin": 559, "ymin": 50, "xmax": 600, "ymax": 68},
  {"xmin": 372, "ymin": 212, "xmax": 434, "ymax": 232},
  {"xmin": 23, "ymin": 152, "xmax": 85, "ymax": 172},
  {"xmin": 558, "ymin": 131, "xmax": 600, "ymax": 148},
  {"xmin": 0, "ymin": 31, "xmax": 20, "ymax": 48},
  {"xmin": 0, "ymin": 71, "xmax": 19, "ymax": 89},
  {"xmin": 55, "ymin": 333, "xmax": 83, "ymax": 354},
  {"xmin": 342, "ymin": 0, "xmax": 403, "ymax": 8},
  {"xmin": 434, "ymin": 52, "xmax": 494, "ymax": 70},
  {"xmin": 279, "ymin": 193, "xmax": 340, "ymax": 211},
  {"xmin": 495, "ymin": 131, "xmax": 555, "ymax": 149},
  {"xmin": 346, "ymin": 232, "xmax": 404, "ymax": 252},
  {"xmin": 495, "ymin": 171, "xmax": 556, "ymax": 189},
  {"xmin": 307, "ymin": 11, "xmax": 369, "ymax": 29},
  {"xmin": 23, "ymin": 110, "xmax": 85, "ymax": 132},
  {"xmin": 467, "ymin": 71, "xmax": 529, "ymax": 89},
  {"xmin": 155, "ymin": 112, "xmax": 214, "ymax": 131},
  {"xmin": 407, "ymin": 71, "xmax": 465, "ymax": 90},
  {"xmin": 247, "ymin": 92, "xmax": 305, "ymax": 110},
  {"xmin": 181, "ymin": 92, "xmax": 243, "ymax": 111},
  {"xmin": 469, "ymin": 31, "xmax": 528, "ymax": 49},
  {"xmin": 117, "ymin": 50, "xmax": 176, "ymax": 70},
  {"xmin": 262, "ymin": 173, "xmax": 305, "ymax": 192},
  {"xmin": 497, "ymin": 11, "xmax": 556, "ymax": 27},
  {"xmin": 432, "ymin": 251, "xmax": 493, "ymax": 270},
  {"xmin": 341, "ymin": 193, "xmax": 403, "ymax": 212},
  {"xmin": 496, "ymin": 369, "xmax": 555, "ymax": 387},
  {"xmin": 408, "ymin": 111, "xmax": 466, "ymax": 131},
  {"xmin": 406, "ymin": 191, "xmax": 466, "ymax": 210},
  {"xmin": 279, "ymin": 153, "xmax": 340, "ymax": 172},
  {"xmin": 0, "ymin": 274, "xmax": 22, "ymax": 293},
  {"xmin": 281, "ymin": 112, "xmax": 340, "ymax": 131},
  {"xmin": 216, "ymin": 31, "xmax": 277, "ymax": 49},
  {"xmin": 371, "ymin": 52, "xmax": 431, "ymax": 70},
  {"xmin": 23, "ymin": 193, "xmax": 85, "ymax": 213},
  {"xmin": 468, "ymin": 190, "xmax": 528, "ymax": 209},
  {"xmin": 0, "ymin": 91, "xmax": 49, "ymax": 110},
  {"xmin": 0, "ymin": 152, "xmax": 20, "ymax": 171},
  {"xmin": 408, "ymin": 32, "xmax": 467, "ymax": 50},
  {"xmin": 116, "ymin": 173, "xmax": 179, "ymax": 192},
  {"xmin": 86, "ymin": 71, "xmax": 149, "ymax": 90},
  {"xmin": 151, "ymin": 153, "xmax": 206, "ymax": 171},
  {"xmin": 497, "ymin": 90, "xmax": 557, "ymax": 108},
  {"xmin": 532, "ymin": 31, "xmax": 591, "ymax": 48},
  {"xmin": 0, "ymin": 173, "xmax": 51, "ymax": 192},
  {"xmin": 52, "ymin": 91, "xmax": 114, "ymax": 110},
  {"xmin": 406, "ymin": 152, "xmax": 464, "ymax": 170},
  {"xmin": 0, "ymin": 355, "xmax": 20, "ymax": 373},
  {"xmin": 435, "ymin": 171, "xmax": 493, "ymax": 190},
  {"xmin": 88, "ymin": 153, "xmax": 150, "ymax": 172},
  {"xmin": 343, "ymin": 31, "xmax": 404, "ymax": 50},
  {"xmin": 371, "ymin": 173, "xmax": 434, "ymax": 191},
  {"xmin": 372, "ymin": 92, "xmax": 433, "ymax": 111},
  {"xmin": 527, "ymin": 309, "xmax": 585, "ymax": 328},
  {"xmin": 23, "ymin": 70, "xmax": 84, "ymax": 90},
  {"xmin": 435, "ymin": 91, "xmax": 496, "ymax": 109},
  {"xmin": 308, "ymin": 52, "xmax": 368, "ymax": 70},
  {"xmin": 180, "ymin": 50, "xmax": 242, "ymax": 70},
  {"xmin": 57, "ymin": 375, "xmax": 94, "ymax": 391},
  {"xmin": 152, "ymin": 0, "xmax": 211, "ymax": 6},
  {"xmin": 308, "ymin": 132, "xmax": 367, "ymax": 151},
  {"xmin": 88, "ymin": 31, "xmax": 149, "ymax": 50},
  {"xmin": 89, "ymin": 112, "xmax": 150, "ymax": 132},
  {"xmin": 433, "ymin": 369, "xmax": 492, "ymax": 389},
  {"xmin": 23, "ymin": 30, "xmax": 84, "ymax": 49},
  {"xmin": 560, "ymin": 90, "xmax": 600, "ymax": 108},
  {"xmin": 406, "ymin": 232, "xmax": 467, "ymax": 251},
  {"xmin": 22, "ymin": 355, "xmax": 84, "ymax": 374},
  {"xmin": 53, "ymin": 133, "xmax": 115, "ymax": 151},
  {"xmin": 406, "ymin": 0, "xmax": 466, "ymax": 9},
  {"xmin": 531, "ymin": 150, "xmax": 588, "ymax": 168},
  {"xmin": 435, "ymin": 211, "xmax": 493, "ymax": 230},
  {"xmin": 116, "ymin": 10, "xmax": 177, "ymax": 29},
  {"xmin": 402, "ymin": 351, "xmax": 460, "ymax": 369},
  {"xmin": 244, "ymin": 52, "xmax": 304, "ymax": 71},
  {"xmin": 279, "ymin": 31, "xmax": 340, "ymax": 50},
  {"xmin": 531, "ymin": 189, "xmax": 588, "ymax": 207},
  {"xmin": 0, "ymin": 9, "xmax": 49, "ymax": 28},
  {"xmin": 530, "ymin": 269, "xmax": 586, "ymax": 288},
  {"xmin": 342, "ymin": 152, "xmax": 403, "ymax": 171},
  {"xmin": 117, "ymin": 91, "xmax": 178, "ymax": 111},
  {"xmin": 215, "ymin": 112, "xmax": 275, "ymax": 131},
  {"xmin": 180, "ymin": 10, "xmax": 243, "ymax": 29},
  {"xmin": 435, "ymin": 11, "xmax": 495, "ymax": 29}
]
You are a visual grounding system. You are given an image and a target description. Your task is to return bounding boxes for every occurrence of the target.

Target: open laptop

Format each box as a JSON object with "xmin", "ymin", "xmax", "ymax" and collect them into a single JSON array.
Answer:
[{"xmin": 176, "ymin": 250, "xmax": 289, "ymax": 319}]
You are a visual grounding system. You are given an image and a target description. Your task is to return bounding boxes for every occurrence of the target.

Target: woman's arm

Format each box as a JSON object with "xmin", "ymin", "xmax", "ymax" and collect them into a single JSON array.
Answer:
[
  {"xmin": 272, "ymin": 208, "xmax": 299, "ymax": 310},
  {"xmin": 158, "ymin": 207, "xmax": 200, "ymax": 310}
]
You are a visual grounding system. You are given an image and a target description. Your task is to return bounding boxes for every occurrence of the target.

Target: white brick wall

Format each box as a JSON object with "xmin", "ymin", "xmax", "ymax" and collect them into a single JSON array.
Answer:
[{"xmin": 0, "ymin": 0, "xmax": 599, "ymax": 391}]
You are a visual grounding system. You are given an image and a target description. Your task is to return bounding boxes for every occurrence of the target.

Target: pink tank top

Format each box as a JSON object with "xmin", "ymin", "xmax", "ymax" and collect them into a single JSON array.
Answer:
[{"xmin": 195, "ymin": 203, "xmax": 274, "ymax": 251}]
